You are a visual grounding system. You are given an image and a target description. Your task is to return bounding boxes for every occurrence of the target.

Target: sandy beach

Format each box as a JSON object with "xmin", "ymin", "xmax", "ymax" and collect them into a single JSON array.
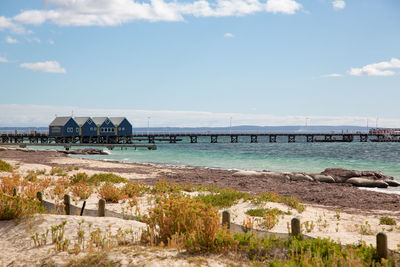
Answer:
[{"xmin": 1, "ymin": 148, "xmax": 400, "ymax": 266}]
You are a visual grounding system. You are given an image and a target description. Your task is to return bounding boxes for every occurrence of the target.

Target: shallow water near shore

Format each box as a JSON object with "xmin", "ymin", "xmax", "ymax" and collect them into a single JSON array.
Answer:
[{"xmin": 65, "ymin": 140, "xmax": 400, "ymax": 180}]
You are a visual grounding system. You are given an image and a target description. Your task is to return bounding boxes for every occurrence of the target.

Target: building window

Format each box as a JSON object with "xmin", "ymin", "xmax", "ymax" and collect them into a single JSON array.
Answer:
[
  {"xmin": 67, "ymin": 127, "xmax": 73, "ymax": 133},
  {"xmin": 122, "ymin": 127, "xmax": 125, "ymax": 131},
  {"xmin": 76, "ymin": 128, "xmax": 79, "ymax": 133},
  {"xmin": 112, "ymin": 128, "xmax": 114, "ymax": 132},
  {"xmin": 88, "ymin": 119, "xmax": 92, "ymax": 125},
  {"xmin": 118, "ymin": 127, "xmax": 121, "ymax": 131}
]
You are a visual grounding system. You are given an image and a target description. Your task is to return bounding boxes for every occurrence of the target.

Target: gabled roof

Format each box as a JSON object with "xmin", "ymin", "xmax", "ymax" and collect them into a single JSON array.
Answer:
[
  {"xmin": 92, "ymin": 117, "xmax": 108, "ymax": 126},
  {"xmin": 109, "ymin": 117, "xmax": 126, "ymax": 126},
  {"xmin": 74, "ymin": 117, "xmax": 90, "ymax": 126},
  {"xmin": 49, "ymin": 117, "xmax": 73, "ymax": 127}
]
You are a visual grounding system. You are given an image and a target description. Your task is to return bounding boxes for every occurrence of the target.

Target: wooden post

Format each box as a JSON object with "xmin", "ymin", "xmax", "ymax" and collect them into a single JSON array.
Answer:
[
  {"xmin": 222, "ymin": 210, "xmax": 230, "ymax": 229},
  {"xmin": 80, "ymin": 201, "xmax": 86, "ymax": 216},
  {"xmin": 98, "ymin": 198, "xmax": 106, "ymax": 217},
  {"xmin": 64, "ymin": 194, "xmax": 71, "ymax": 215},
  {"xmin": 13, "ymin": 188, "xmax": 17, "ymax": 196},
  {"xmin": 376, "ymin": 232, "xmax": 388, "ymax": 259},
  {"xmin": 37, "ymin": 191, "xmax": 43, "ymax": 204},
  {"xmin": 291, "ymin": 218, "xmax": 301, "ymax": 236}
]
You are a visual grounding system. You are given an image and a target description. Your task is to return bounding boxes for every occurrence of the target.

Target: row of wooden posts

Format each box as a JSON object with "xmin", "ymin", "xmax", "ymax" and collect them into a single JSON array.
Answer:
[
  {"xmin": 222, "ymin": 210, "xmax": 389, "ymax": 260},
  {"xmin": 31, "ymin": 191, "xmax": 389, "ymax": 260}
]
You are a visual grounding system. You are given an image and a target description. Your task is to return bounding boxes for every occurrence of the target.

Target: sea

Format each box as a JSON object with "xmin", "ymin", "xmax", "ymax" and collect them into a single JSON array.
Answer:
[{"xmin": 64, "ymin": 137, "xmax": 400, "ymax": 194}]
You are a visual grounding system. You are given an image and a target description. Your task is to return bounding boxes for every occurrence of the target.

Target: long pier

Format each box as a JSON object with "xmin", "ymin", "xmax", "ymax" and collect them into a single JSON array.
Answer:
[
  {"xmin": 2, "ymin": 132, "xmax": 400, "ymax": 145},
  {"xmin": 0, "ymin": 134, "xmax": 157, "ymax": 150}
]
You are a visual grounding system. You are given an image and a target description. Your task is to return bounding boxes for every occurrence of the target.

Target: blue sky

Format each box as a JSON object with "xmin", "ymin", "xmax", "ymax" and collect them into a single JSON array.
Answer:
[{"xmin": 0, "ymin": 0, "xmax": 399, "ymax": 127}]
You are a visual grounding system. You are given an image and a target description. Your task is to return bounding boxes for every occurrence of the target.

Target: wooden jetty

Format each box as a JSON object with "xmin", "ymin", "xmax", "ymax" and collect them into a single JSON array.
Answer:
[{"xmin": 2, "ymin": 132, "xmax": 399, "ymax": 145}]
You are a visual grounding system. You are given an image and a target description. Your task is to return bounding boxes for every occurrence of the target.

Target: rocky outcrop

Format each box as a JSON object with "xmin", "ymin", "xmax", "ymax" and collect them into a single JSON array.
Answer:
[
  {"xmin": 346, "ymin": 178, "xmax": 389, "ymax": 188},
  {"xmin": 311, "ymin": 174, "xmax": 335, "ymax": 183},
  {"xmin": 57, "ymin": 148, "xmax": 109, "ymax": 155},
  {"xmin": 321, "ymin": 168, "xmax": 394, "ymax": 182},
  {"xmin": 288, "ymin": 173, "xmax": 314, "ymax": 182},
  {"xmin": 232, "ymin": 170, "xmax": 266, "ymax": 177},
  {"xmin": 263, "ymin": 172, "xmax": 291, "ymax": 180}
]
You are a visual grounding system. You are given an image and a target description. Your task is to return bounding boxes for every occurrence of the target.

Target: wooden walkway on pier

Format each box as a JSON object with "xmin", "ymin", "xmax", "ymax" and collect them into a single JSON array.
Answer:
[{"xmin": 1, "ymin": 132, "xmax": 399, "ymax": 145}]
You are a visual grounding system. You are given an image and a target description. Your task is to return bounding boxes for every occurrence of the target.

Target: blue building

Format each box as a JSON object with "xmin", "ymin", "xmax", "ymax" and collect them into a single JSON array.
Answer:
[
  {"xmin": 109, "ymin": 117, "xmax": 132, "ymax": 136},
  {"xmin": 49, "ymin": 117, "xmax": 79, "ymax": 136},
  {"xmin": 74, "ymin": 117, "xmax": 97, "ymax": 136},
  {"xmin": 92, "ymin": 117, "xmax": 116, "ymax": 136}
]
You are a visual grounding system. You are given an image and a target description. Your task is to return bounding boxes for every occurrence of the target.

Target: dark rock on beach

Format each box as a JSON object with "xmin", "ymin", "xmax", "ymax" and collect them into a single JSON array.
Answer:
[{"xmin": 57, "ymin": 148, "xmax": 108, "ymax": 155}]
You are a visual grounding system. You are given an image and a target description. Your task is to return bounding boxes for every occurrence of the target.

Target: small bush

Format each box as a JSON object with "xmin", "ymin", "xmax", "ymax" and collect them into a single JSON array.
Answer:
[
  {"xmin": 253, "ymin": 193, "xmax": 305, "ymax": 213},
  {"xmin": 151, "ymin": 179, "xmax": 182, "ymax": 194},
  {"xmin": 0, "ymin": 193, "xmax": 44, "ymax": 220},
  {"xmin": 0, "ymin": 174, "xmax": 20, "ymax": 195},
  {"xmin": 0, "ymin": 160, "xmax": 13, "ymax": 172},
  {"xmin": 245, "ymin": 208, "xmax": 290, "ymax": 217},
  {"xmin": 50, "ymin": 167, "xmax": 67, "ymax": 176},
  {"xmin": 380, "ymin": 216, "xmax": 396, "ymax": 226},
  {"xmin": 122, "ymin": 182, "xmax": 147, "ymax": 198},
  {"xmin": 71, "ymin": 173, "xmax": 91, "ymax": 185},
  {"xmin": 65, "ymin": 252, "xmax": 120, "ymax": 267},
  {"xmin": 90, "ymin": 173, "xmax": 127, "ymax": 184},
  {"xmin": 143, "ymin": 195, "xmax": 237, "ymax": 252},
  {"xmin": 72, "ymin": 182, "xmax": 93, "ymax": 200},
  {"xmin": 196, "ymin": 188, "xmax": 250, "ymax": 208},
  {"xmin": 99, "ymin": 184, "xmax": 124, "ymax": 203}
]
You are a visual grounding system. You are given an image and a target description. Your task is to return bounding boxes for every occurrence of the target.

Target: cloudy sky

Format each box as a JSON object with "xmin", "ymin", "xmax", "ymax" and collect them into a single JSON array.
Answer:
[{"xmin": 0, "ymin": 0, "xmax": 399, "ymax": 127}]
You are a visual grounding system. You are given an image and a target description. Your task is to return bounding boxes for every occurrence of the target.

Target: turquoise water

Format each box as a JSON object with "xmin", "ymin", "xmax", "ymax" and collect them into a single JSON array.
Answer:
[{"xmin": 68, "ymin": 140, "xmax": 400, "ymax": 180}]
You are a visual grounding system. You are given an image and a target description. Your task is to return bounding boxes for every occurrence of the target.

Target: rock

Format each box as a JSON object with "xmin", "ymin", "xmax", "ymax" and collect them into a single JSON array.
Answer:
[
  {"xmin": 321, "ymin": 168, "xmax": 362, "ymax": 182},
  {"xmin": 264, "ymin": 172, "xmax": 291, "ymax": 180},
  {"xmin": 288, "ymin": 173, "xmax": 314, "ymax": 182},
  {"xmin": 232, "ymin": 170, "xmax": 265, "ymax": 177},
  {"xmin": 312, "ymin": 174, "xmax": 335, "ymax": 183},
  {"xmin": 384, "ymin": 180, "xmax": 400, "ymax": 187},
  {"xmin": 346, "ymin": 178, "xmax": 388, "ymax": 188}
]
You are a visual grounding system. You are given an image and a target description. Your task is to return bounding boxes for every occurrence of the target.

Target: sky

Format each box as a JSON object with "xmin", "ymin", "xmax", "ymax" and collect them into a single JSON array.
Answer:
[{"xmin": 0, "ymin": 0, "xmax": 399, "ymax": 127}]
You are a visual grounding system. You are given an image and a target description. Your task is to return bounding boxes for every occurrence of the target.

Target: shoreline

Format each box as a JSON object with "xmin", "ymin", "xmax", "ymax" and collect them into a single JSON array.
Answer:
[{"xmin": 1, "ymin": 148, "xmax": 400, "ymax": 214}]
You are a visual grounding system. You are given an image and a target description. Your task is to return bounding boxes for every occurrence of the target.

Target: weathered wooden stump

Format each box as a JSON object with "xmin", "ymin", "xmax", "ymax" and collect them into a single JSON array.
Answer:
[
  {"xmin": 37, "ymin": 191, "xmax": 43, "ymax": 204},
  {"xmin": 376, "ymin": 232, "xmax": 388, "ymax": 259},
  {"xmin": 13, "ymin": 188, "xmax": 17, "ymax": 196},
  {"xmin": 98, "ymin": 198, "xmax": 106, "ymax": 217},
  {"xmin": 64, "ymin": 194, "xmax": 71, "ymax": 215},
  {"xmin": 222, "ymin": 210, "xmax": 230, "ymax": 229},
  {"xmin": 291, "ymin": 218, "xmax": 301, "ymax": 236}
]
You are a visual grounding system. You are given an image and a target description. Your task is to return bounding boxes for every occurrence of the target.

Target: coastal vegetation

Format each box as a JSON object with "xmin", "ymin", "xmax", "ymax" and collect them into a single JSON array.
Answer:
[
  {"xmin": 0, "ymin": 159, "xmax": 13, "ymax": 172},
  {"xmin": 1, "ymin": 161, "xmax": 400, "ymax": 266}
]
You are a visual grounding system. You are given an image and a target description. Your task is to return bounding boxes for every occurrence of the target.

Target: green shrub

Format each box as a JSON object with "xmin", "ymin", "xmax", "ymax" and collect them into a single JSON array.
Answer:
[
  {"xmin": 380, "ymin": 216, "xmax": 396, "ymax": 226},
  {"xmin": 99, "ymin": 184, "xmax": 124, "ymax": 203},
  {"xmin": 196, "ymin": 188, "xmax": 251, "ymax": 208},
  {"xmin": 253, "ymin": 193, "xmax": 305, "ymax": 213},
  {"xmin": 65, "ymin": 252, "xmax": 120, "ymax": 267},
  {"xmin": 245, "ymin": 208, "xmax": 290, "ymax": 217},
  {"xmin": 0, "ymin": 193, "xmax": 44, "ymax": 220},
  {"xmin": 150, "ymin": 179, "xmax": 182, "ymax": 194},
  {"xmin": 143, "ymin": 194, "xmax": 237, "ymax": 252},
  {"xmin": 71, "ymin": 173, "xmax": 127, "ymax": 185},
  {"xmin": 122, "ymin": 182, "xmax": 147, "ymax": 198},
  {"xmin": 89, "ymin": 173, "xmax": 127, "ymax": 185},
  {"xmin": 0, "ymin": 160, "xmax": 13, "ymax": 172}
]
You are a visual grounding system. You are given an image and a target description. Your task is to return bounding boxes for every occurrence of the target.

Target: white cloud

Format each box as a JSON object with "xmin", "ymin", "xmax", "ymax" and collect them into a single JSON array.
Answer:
[
  {"xmin": 1, "ymin": 104, "xmax": 399, "ymax": 128},
  {"xmin": 26, "ymin": 37, "xmax": 41, "ymax": 43},
  {"xmin": 349, "ymin": 58, "xmax": 400, "ymax": 76},
  {"xmin": 224, "ymin": 32, "xmax": 234, "ymax": 38},
  {"xmin": 332, "ymin": 0, "xmax": 345, "ymax": 10},
  {"xmin": 265, "ymin": 0, "xmax": 302, "ymax": 14},
  {"xmin": 0, "ymin": 16, "xmax": 28, "ymax": 34},
  {"xmin": 0, "ymin": 57, "xmax": 8, "ymax": 63},
  {"xmin": 20, "ymin": 61, "xmax": 67, "ymax": 74},
  {"xmin": 5, "ymin": 36, "xmax": 18, "ymax": 44},
  {"xmin": 49, "ymin": 39, "xmax": 55, "ymax": 45},
  {"xmin": 321, "ymin": 73, "xmax": 342, "ymax": 78},
  {"xmin": 7, "ymin": 0, "xmax": 302, "ymax": 29}
]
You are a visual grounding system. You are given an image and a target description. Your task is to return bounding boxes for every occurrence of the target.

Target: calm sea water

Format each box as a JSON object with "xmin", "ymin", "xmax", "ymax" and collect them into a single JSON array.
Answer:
[{"xmin": 67, "ymin": 138, "xmax": 400, "ymax": 183}]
